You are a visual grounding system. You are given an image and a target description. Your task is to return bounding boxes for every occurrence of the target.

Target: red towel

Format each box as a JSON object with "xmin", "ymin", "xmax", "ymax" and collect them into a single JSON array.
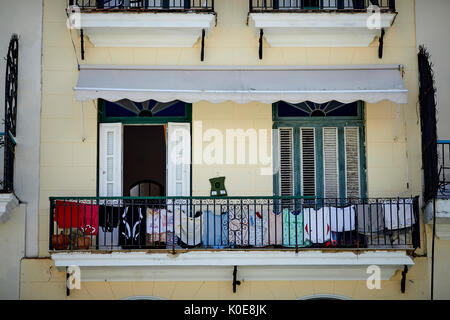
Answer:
[{"xmin": 54, "ymin": 200, "xmax": 99, "ymax": 235}]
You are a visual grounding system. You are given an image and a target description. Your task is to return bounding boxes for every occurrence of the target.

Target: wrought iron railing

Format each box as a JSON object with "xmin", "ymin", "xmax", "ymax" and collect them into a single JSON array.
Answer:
[
  {"xmin": 0, "ymin": 132, "xmax": 16, "ymax": 193},
  {"xmin": 49, "ymin": 196, "xmax": 419, "ymax": 252},
  {"xmin": 1, "ymin": 35, "xmax": 18, "ymax": 194},
  {"xmin": 68, "ymin": 0, "xmax": 214, "ymax": 11},
  {"xmin": 249, "ymin": 0, "xmax": 395, "ymax": 11}
]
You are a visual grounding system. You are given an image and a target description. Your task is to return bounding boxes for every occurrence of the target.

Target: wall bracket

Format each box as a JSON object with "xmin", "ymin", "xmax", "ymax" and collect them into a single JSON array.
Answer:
[
  {"xmin": 259, "ymin": 29, "xmax": 264, "ymax": 60},
  {"xmin": 80, "ymin": 29, "xmax": 85, "ymax": 61},
  {"xmin": 201, "ymin": 29, "xmax": 205, "ymax": 62},
  {"xmin": 378, "ymin": 28, "xmax": 385, "ymax": 59},
  {"xmin": 233, "ymin": 266, "xmax": 241, "ymax": 293},
  {"xmin": 401, "ymin": 265, "xmax": 408, "ymax": 294}
]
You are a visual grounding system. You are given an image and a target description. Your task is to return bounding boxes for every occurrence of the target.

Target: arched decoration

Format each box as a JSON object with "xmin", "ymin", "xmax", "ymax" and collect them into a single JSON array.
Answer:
[
  {"xmin": 121, "ymin": 296, "xmax": 167, "ymax": 300},
  {"xmin": 297, "ymin": 294, "xmax": 352, "ymax": 300},
  {"xmin": 276, "ymin": 100, "xmax": 360, "ymax": 119},
  {"xmin": 129, "ymin": 179, "xmax": 164, "ymax": 197},
  {"xmin": 99, "ymin": 99, "xmax": 191, "ymax": 123}
]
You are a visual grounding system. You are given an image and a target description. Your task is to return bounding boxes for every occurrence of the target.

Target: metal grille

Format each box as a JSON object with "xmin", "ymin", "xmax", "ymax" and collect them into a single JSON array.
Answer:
[
  {"xmin": 418, "ymin": 46, "xmax": 439, "ymax": 202},
  {"xmin": 69, "ymin": 0, "xmax": 214, "ymax": 11},
  {"xmin": 249, "ymin": 0, "xmax": 395, "ymax": 11},
  {"xmin": 1, "ymin": 35, "xmax": 18, "ymax": 193},
  {"xmin": 49, "ymin": 196, "xmax": 420, "ymax": 251}
]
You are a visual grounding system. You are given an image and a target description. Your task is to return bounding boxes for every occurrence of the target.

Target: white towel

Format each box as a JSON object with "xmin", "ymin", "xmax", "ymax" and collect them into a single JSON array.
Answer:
[
  {"xmin": 328, "ymin": 206, "xmax": 356, "ymax": 232},
  {"xmin": 383, "ymin": 200, "xmax": 415, "ymax": 230},
  {"xmin": 303, "ymin": 207, "xmax": 331, "ymax": 244}
]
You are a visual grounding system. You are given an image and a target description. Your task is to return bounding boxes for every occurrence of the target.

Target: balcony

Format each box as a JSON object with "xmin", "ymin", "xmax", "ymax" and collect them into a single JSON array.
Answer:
[
  {"xmin": 248, "ymin": 0, "xmax": 397, "ymax": 48},
  {"xmin": 424, "ymin": 141, "xmax": 450, "ymax": 240},
  {"xmin": 49, "ymin": 195, "xmax": 419, "ymax": 281},
  {"xmin": 69, "ymin": 0, "xmax": 214, "ymax": 12},
  {"xmin": 67, "ymin": 1, "xmax": 216, "ymax": 48},
  {"xmin": 49, "ymin": 195, "xmax": 420, "ymax": 252}
]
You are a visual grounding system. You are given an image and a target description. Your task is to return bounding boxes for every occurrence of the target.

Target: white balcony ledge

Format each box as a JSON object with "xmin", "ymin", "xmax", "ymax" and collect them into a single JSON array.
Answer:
[
  {"xmin": 77, "ymin": 12, "xmax": 215, "ymax": 47},
  {"xmin": 51, "ymin": 250, "xmax": 413, "ymax": 281},
  {"xmin": 424, "ymin": 198, "xmax": 450, "ymax": 240},
  {"xmin": 249, "ymin": 12, "xmax": 397, "ymax": 47},
  {"xmin": 0, "ymin": 193, "xmax": 19, "ymax": 224}
]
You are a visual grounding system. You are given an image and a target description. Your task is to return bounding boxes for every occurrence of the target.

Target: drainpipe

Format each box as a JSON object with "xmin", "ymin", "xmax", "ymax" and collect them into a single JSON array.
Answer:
[{"xmin": 431, "ymin": 197, "xmax": 437, "ymax": 300}]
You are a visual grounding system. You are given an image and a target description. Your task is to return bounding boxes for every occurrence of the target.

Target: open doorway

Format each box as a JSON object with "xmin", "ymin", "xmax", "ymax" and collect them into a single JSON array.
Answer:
[{"xmin": 122, "ymin": 125, "xmax": 166, "ymax": 197}]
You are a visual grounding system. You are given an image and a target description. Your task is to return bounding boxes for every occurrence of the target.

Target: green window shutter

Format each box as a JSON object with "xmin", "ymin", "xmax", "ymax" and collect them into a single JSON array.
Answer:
[
  {"xmin": 323, "ymin": 127, "xmax": 339, "ymax": 198},
  {"xmin": 301, "ymin": 128, "xmax": 316, "ymax": 197},
  {"xmin": 345, "ymin": 127, "xmax": 361, "ymax": 198},
  {"xmin": 278, "ymin": 128, "xmax": 294, "ymax": 197}
]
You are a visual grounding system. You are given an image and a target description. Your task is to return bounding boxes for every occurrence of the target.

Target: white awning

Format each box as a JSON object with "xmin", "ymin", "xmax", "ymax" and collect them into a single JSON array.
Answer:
[{"xmin": 74, "ymin": 65, "xmax": 408, "ymax": 104}]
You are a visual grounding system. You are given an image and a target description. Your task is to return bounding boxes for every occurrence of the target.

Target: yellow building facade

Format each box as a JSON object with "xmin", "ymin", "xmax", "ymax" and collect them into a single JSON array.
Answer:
[{"xmin": 17, "ymin": 0, "xmax": 450, "ymax": 300}]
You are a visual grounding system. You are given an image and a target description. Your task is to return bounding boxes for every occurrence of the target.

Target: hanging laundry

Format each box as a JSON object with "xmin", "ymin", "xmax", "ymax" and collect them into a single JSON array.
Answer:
[
  {"xmin": 282, "ymin": 209, "xmax": 311, "ymax": 248},
  {"xmin": 146, "ymin": 208, "xmax": 175, "ymax": 245},
  {"xmin": 54, "ymin": 200, "xmax": 99, "ymax": 235},
  {"xmin": 119, "ymin": 205, "xmax": 147, "ymax": 248},
  {"xmin": 98, "ymin": 205, "xmax": 122, "ymax": 250},
  {"xmin": 335, "ymin": 230, "xmax": 367, "ymax": 248},
  {"xmin": 303, "ymin": 207, "xmax": 331, "ymax": 244},
  {"xmin": 328, "ymin": 205, "xmax": 356, "ymax": 232},
  {"xmin": 202, "ymin": 210, "xmax": 229, "ymax": 249},
  {"xmin": 268, "ymin": 210, "xmax": 283, "ymax": 246},
  {"xmin": 248, "ymin": 209, "xmax": 269, "ymax": 247},
  {"xmin": 174, "ymin": 209, "xmax": 203, "ymax": 246},
  {"xmin": 228, "ymin": 206, "xmax": 249, "ymax": 247},
  {"xmin": 355, "ymin": 204, "xmax": 385, "ymax": 235},
  {"xmin": 366, "ymin": 228, "xmax": 412, "ymax": 248},
  {"xmin": 383, "ymin": 199, "xmax": 415, "ymax": 230}
]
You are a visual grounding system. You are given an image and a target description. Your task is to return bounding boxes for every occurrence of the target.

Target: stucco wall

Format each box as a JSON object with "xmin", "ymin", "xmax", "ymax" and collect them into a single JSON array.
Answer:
[
  {"xmin": 415, "ymin": 0, "xmax": 450, "ymax": 140},
  {"xmin": 0, "ymin": 205, "xmax": 26, "ymax": 299},
  {"xmin": 0, "ymin": 0, "xmax": 43, "ymax": 299},
  {"xmin": 32, "ymin": 0, "xmax": 430, "ymax": 300},
  {"xmin": 0, "ymin": 0, "xmax": 42, "ymax": 258},
  {"xmin": 20, "ymin": 258, "xmax": 429, "ymax": 300}
]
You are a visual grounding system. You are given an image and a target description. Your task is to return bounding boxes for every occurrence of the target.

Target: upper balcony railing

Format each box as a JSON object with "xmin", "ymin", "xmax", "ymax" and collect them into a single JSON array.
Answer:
[
  {"xmin": 249, "ymin": 0, "xmax": 395, "ymax": 12},
  {"xmin": 49, "ymin": 196, "xmax": 420, "ymax": 253},
  {"xmin": 68, "ymin": 0, "xmax": 215, "ymax": 12}
]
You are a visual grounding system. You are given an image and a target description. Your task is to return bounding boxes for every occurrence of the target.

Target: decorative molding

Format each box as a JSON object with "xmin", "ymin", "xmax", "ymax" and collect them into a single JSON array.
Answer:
[
  {"xmin": 51, "ymin": 250, "xmax": 413, "ymax": 282},
  {"xmin": 78, "ymin": 13, "xmax": 215, "ymax": 47},
  {"xmin": 0, "ymin": 193, "xmax": 19, "ymax": 224},
  {"xmin": 249, "ymin": 12, "xmax": 396, "ymax": 47}
]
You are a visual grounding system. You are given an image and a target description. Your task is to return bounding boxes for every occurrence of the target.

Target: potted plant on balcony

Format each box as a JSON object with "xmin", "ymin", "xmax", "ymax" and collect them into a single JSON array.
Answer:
[
  {"xmin": 70, "ymin": 229, "xmax": 91, "ymax": 250},
  {"xmin": 52, "ymin": 231, "xmax": 69, "ymax": 250}
]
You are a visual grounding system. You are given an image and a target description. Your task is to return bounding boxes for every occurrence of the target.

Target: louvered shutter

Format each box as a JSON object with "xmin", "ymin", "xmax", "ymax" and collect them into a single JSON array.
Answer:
[
  {"xmin": 99, "ymin": 123, "xmax": 122, "ymax": 196},
  {"xmin": 345, "ymin": 127, "xmax": 360, "ymax": 198},
  {"xmin": 278, "ymin": 128, "xmax": 294, "ymax": 197},
  {"xmin": 167, "ymin": 122, "xmax": 191, "ymax": 197},
  {"xmin": 301, "ymin": 128, "xmax": 316, "ymax": 197},
  {"xmin": 323, "ymin": 127, "xmax": 339, "ymax": 198}
]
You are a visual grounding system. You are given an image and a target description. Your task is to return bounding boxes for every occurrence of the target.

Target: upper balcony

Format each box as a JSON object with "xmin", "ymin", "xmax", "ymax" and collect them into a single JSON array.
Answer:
[
  {"xmin": 248, "ymin": 0, "xmax": 397, "ymax": 49},
  {"xmin": 67, "ymin": 0, "xmax": 216, "ymax": 48},
  {"xmin": 49, "ymin": 195, "xmax": 419, "ymax": 282}
]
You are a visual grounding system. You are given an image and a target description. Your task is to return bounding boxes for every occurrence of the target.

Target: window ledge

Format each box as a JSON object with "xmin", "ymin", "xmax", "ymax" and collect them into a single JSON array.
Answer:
[
  {"xmin": 51, "ymin": 250, "xmax": 413, "ymax": 281},
  {"xmin": 0, "ymin": 193, "xmax": 19, "ymax": 224},
  {"xmin": 249, "ymin": 12, "xmax": 397, "ymax": 47},
  {"xmin": 78, "ymin": 12, "xmax": 215, "ymax": 47}
]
